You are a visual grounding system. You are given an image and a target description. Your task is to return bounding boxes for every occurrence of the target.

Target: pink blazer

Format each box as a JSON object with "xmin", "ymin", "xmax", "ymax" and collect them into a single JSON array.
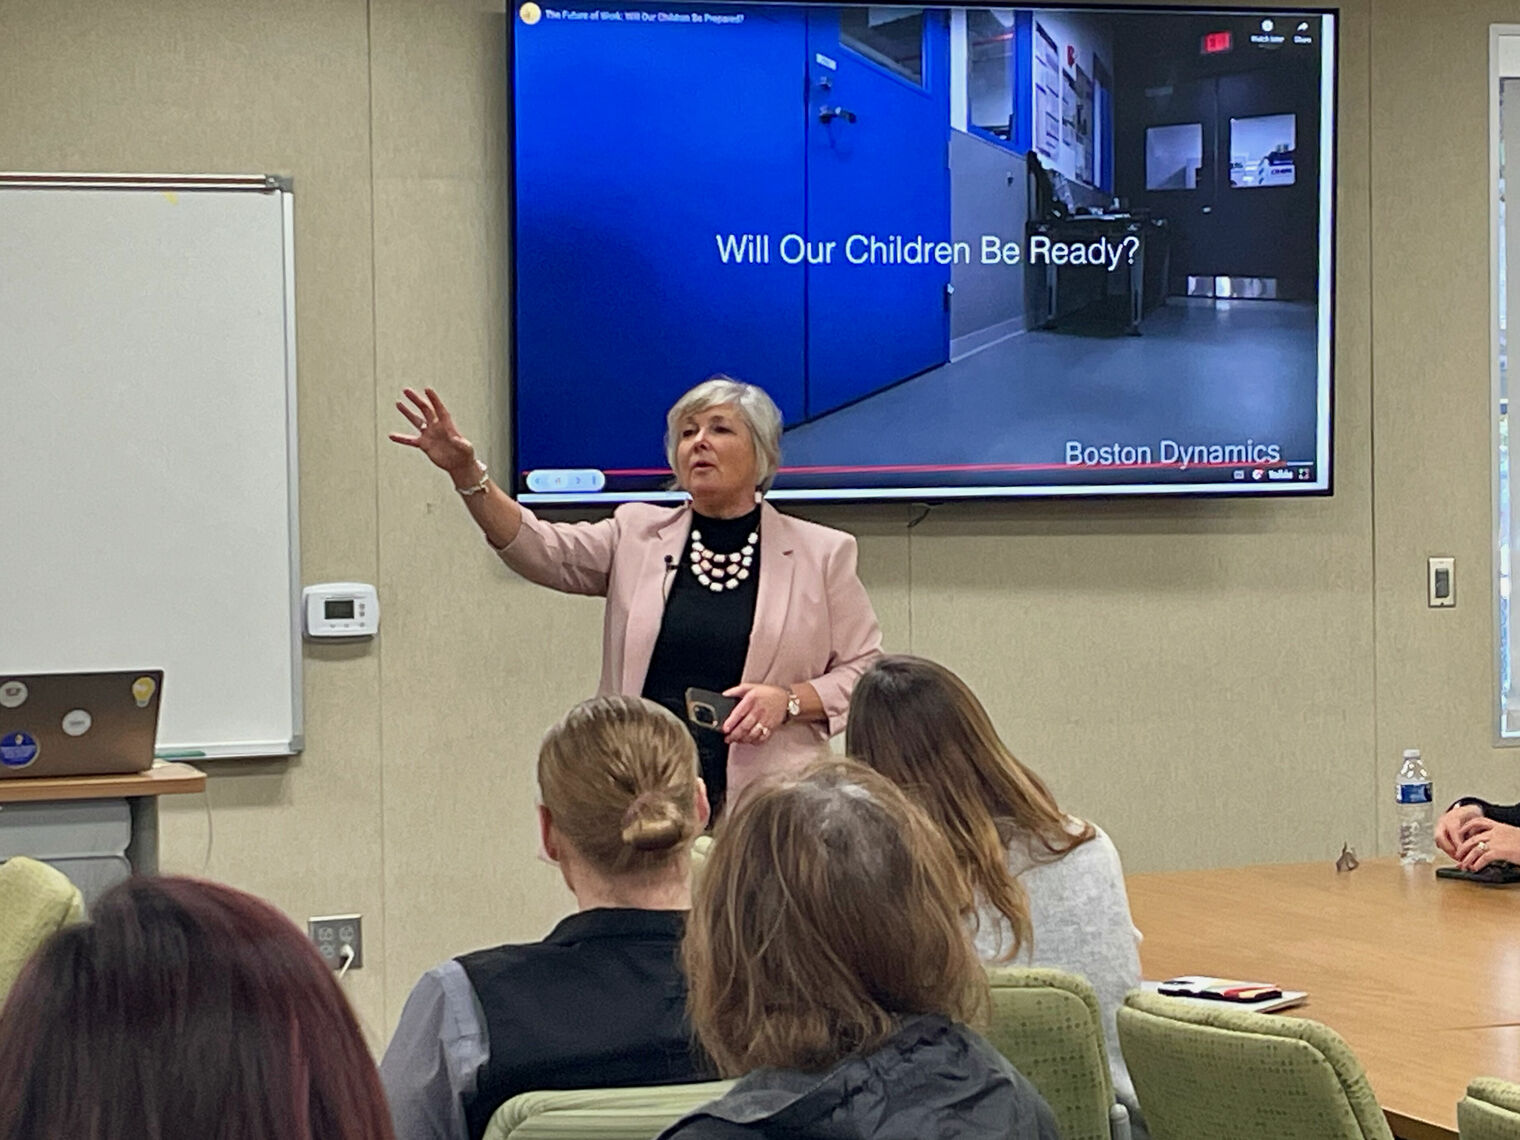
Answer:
[{"xmin": 497, "ymin": 500, "xmax": 883, "ymax": 798}]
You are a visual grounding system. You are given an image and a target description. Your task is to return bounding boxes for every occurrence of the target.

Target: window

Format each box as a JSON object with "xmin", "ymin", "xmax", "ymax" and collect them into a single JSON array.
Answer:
[
  {"xmin": 1146, "ymin": 123, "xmax": 1202, "ymax": 190},
  {"xmin": 840, "ymin": 7, "xmax": 924, "ymax": 86},
  {"xmin": 1494, "ymin": 33, "xmax": 1520, "ymax": 736},
  {"xmin": 1230, "ymin": 113, "xmax": 1297, "ymax": 188},
  {"xmin": 966, "ymin": 8, "xmax": 1015, "ymax": 139}
]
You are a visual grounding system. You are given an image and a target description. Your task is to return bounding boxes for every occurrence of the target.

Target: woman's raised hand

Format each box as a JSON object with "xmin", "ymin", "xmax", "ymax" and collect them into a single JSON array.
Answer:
[
  {"xmin": 389, "ymin": 388, "xmax": 477, "ymax": 477},
  {"xmin": 391, "ymin": 386, "xmax": 524, "ymax": 547}
]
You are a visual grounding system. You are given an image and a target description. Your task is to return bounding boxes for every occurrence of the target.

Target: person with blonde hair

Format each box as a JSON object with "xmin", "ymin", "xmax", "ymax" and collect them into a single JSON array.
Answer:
[
  {"xmin": 390, "ymin": 377, "xmax": 881, "ymax": 814},
  {"xmin": 662, "ymin": 758, "xmax": 1058, "ymax": 1140},
  {"xmin": 381, "ymin": 696, "xmax": 714, "ymax": 1140},
  {"xmin": 847, "ymin": 654, "xmax": 1144, "ymax": 1133}
]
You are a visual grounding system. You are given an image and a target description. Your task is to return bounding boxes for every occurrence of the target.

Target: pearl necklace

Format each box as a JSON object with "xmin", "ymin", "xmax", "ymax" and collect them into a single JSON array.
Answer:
[{"xmin": 689, "ymin": 528, "xmax": 757, "ymax": 592}]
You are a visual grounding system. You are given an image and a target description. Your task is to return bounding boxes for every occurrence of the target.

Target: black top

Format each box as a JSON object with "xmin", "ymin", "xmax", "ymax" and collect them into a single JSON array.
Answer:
[
  {"xmin": 1456, "ymin": 797, "xmax": 1520, "ymax": 827},
  {"xmin": 456, "ymin": 908, "xmax": 712, "ymax": 1140},
  {"xmin": 642, "ymin": 505, "xmax": 762, "ymax": 814}
]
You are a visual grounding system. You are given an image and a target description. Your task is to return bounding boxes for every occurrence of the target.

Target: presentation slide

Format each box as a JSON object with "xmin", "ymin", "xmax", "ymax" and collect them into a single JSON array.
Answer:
[{"xmin": 510, "ymin": 2, "xmax": 1335, "ymax": 502}]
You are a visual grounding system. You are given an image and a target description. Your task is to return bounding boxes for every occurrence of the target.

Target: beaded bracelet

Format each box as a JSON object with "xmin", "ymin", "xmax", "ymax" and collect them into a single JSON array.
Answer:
[{"xmin": 455, "ymin": 462, "xmax": 489, "ymax": 497}]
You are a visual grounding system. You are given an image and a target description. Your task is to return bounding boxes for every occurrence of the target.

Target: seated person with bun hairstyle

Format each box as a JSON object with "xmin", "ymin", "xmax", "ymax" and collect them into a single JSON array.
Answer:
[
  {"xmin": 381, "ymin": 695, "xmax": 714, "ymax": 1140},
  {"xmin": 662, "ymin": 758, "xmax": 1058, "ymax": 1140}
]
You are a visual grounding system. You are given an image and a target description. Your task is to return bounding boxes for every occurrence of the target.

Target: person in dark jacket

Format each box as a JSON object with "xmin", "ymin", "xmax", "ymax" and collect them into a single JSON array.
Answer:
[
  {"xmin": 381, "ymin": 696, "xmax": 714, "ymax": 1140},
  {"xmin": 661, "ymin": 758, "xmax": 1059, "ymax": 1140},
  {"xmin": 1437, "ymin": 795, "xmax": 1520, "ymax": 869}
]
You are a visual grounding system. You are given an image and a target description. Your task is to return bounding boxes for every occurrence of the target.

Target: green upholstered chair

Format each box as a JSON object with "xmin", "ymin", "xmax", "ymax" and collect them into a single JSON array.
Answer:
[
  {"xmin": 484, "ymin": 1079, "xmax": 736, "ymax": 1140},
  {"xmin": 1459, "ymin": 1077, "xmax": 1520, "ymax": 1139},
  {"xmin": 0, "ymin": 856, "xmax": 85, "ymax": 1005},
  {"xmin": 1116, "ymin": 989, "xmax": 1394, "ymax": 1140},
  {"xmin": 984, "ymin": 966, "xmax": 1131, "ymax": 1140},
  {"xmin": 689, "ymin": 834, "xmax": 712, "ymax": 876}
]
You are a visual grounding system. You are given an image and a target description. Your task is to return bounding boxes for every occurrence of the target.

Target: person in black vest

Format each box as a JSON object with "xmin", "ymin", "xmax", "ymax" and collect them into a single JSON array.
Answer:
[{"xmin": 380, "ymin": 695, "xmax": 713, "ymax": 1140}]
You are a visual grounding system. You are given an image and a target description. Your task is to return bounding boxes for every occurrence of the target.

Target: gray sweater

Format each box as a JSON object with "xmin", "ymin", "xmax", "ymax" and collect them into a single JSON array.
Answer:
[{"xmin": 974, "ymin": 823, "xmax": 1145, "ymax": 1133}]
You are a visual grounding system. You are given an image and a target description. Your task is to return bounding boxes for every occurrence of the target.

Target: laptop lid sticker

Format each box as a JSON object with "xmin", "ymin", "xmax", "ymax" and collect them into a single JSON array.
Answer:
[{"xmin": 1, "ymin": 732, "xmax": 39, "ymax": 768}]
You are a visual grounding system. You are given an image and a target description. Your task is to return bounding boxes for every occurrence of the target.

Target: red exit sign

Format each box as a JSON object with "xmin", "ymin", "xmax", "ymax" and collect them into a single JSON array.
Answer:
[{"xmin": 1202, "ymin": 30, "xmax": 1233, "ymax": 54}]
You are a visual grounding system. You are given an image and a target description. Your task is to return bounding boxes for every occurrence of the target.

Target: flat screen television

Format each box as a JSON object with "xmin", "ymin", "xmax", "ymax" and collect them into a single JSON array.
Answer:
[{"xmin": 509, "ymin": 2, "xmax": 1335, "ymax": 503}]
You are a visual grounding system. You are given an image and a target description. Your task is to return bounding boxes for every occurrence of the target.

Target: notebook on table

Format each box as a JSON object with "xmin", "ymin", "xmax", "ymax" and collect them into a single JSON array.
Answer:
[
  {"xmin": 0, "ymin": 670, "xmax": 162, "ymax": 780},
  {"xmin": 1143, "ymin": 976, "xmax": 1308, "ymax": 1014}
]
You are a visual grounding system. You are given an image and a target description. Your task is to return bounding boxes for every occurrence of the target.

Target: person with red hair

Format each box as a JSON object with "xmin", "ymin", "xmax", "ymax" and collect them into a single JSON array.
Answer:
[{"xmin": 0, "ymin": 874, "xmax": 394, "ymax": 1140}]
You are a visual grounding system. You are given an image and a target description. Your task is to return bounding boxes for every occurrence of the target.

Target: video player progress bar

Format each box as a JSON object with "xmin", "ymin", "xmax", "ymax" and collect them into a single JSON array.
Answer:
[{"xmin": 530, "ymin": 459, "xmax": 1309, "ymax": 479}]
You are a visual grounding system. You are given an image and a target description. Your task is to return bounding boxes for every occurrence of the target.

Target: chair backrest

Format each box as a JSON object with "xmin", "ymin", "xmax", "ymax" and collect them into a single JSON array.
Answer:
[
  {"xmin": 0, "ymin": 856, "xmax": 85, "ymax": 1004},
  {"xmin": 1116, "ymin": 990, "xmax": 1394, "ymax": 1140},
  {"xmin": 484, "ymin": 1080, "xmax": 736, "ymax": 1140},
  {"xmin": 1460, "ymin": 1077, "xmax": 1520, "ymax": 1140},
  {"xmin": 689, "ymin": 834, "xmax": 712, "ymax": 876},
  {"xmin": 984, "ymin": 966, "xmax": 1118, "ymax": 1140}
]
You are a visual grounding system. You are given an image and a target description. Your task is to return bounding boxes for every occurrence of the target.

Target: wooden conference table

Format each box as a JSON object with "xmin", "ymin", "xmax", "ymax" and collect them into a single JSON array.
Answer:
[{"xmin": 1127, "ymin": 859, "xmax": 1520, "ymax": 1140}]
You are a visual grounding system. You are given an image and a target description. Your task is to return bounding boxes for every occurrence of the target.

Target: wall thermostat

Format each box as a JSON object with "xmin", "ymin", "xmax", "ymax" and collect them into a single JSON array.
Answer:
[{"xmin": 303, "ymin": 583, "xmax": 380, "ymax": 639}]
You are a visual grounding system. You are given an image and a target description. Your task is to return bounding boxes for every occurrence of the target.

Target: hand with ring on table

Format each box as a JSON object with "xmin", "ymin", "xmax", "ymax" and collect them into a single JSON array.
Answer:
[
  {"xmin": 1435, "ymin": 802, "xmax": 1484, "ymax": 858},
  {"xmin": 721, "ymin": 682, "xmax": 791, "ymax": 746},
  {"xmin": 1454, "ymin": 817, "xmax": 1520, "ymax": 871}
]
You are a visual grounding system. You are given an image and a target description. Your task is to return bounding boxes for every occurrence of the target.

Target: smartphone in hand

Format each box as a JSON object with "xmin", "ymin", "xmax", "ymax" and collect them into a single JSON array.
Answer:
[{"xmin": 684, "ymin": 687, "xmax": 738, "ymax": 732}]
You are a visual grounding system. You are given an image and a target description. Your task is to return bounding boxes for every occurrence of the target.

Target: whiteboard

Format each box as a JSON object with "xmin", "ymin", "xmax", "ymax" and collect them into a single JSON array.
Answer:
[{"xmin": 0, "ymin": 175, "xmax": 301, "ymax": 758}]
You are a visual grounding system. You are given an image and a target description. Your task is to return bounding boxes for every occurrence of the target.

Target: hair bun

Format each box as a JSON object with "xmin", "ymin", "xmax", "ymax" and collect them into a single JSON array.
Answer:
[{"xmin": 620, "ymin": 792, "xmax": 688, "ymax": 851}]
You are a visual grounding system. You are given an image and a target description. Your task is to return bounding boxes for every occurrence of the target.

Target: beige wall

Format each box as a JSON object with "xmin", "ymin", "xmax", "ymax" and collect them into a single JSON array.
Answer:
[
  {"xmin": 0, "ymin": 0, "xmax": 1503, "ymax": 1045},
  {"xmin": 1368, "ymin": 1, "xmax": 1517, "ymax": 853}
]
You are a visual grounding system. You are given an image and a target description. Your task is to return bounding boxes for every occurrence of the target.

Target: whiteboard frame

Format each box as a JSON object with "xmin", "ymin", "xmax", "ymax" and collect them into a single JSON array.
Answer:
[
  {"xmin": 279, "ymin": 183, "xmax": 305, "ymax": 757},
  {"xmin": 0, "ymin": 172, "xmax": 304, "ymax": 759}
]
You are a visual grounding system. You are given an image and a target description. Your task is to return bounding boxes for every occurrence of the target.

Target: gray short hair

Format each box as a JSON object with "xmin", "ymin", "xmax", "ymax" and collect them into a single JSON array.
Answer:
[{"xmin": 664, "ymin": 376, "xmax": 784, "ymax": 492}]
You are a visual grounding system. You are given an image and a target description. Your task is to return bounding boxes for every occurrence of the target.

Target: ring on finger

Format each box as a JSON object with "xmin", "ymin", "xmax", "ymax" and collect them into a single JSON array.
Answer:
[{"xmin": 1479, "ymin": 840, "xmax": 1490, "ymax": 853}]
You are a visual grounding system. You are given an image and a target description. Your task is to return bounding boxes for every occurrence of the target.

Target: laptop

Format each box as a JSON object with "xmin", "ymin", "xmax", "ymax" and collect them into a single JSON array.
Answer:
[{"xmin": 0, "ymin": 670, "xmax": 163, "ymax": 779}]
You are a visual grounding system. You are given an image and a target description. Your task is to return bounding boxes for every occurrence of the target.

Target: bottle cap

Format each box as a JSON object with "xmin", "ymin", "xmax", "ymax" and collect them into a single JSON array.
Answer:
[{"xmin": 1402, "ymin": 748, "xmax": 1421, "ymax": 759}]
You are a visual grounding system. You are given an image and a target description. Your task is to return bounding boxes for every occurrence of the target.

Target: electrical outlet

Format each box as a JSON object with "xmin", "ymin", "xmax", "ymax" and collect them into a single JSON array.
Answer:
[
  {"xmin": 1428, "ymin": 556, "xmax": 1455, "ymax": 608},
  {"xmin": 308, "ymin": 913, "xmax": 363, "ymax": 971}
]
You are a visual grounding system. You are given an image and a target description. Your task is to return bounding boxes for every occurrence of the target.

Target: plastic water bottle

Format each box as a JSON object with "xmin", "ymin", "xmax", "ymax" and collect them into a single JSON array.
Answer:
[{"xmin": 1396, "ymin": 748, "xmax": 1435, "ymax": 864}]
